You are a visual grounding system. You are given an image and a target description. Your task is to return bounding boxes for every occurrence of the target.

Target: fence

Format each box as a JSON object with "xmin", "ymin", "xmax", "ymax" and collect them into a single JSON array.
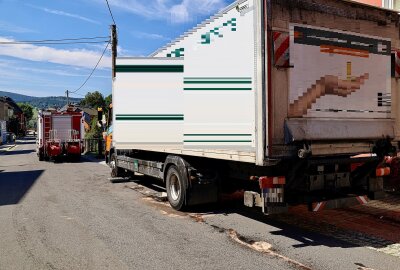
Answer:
[{"xmin": 84, "ymin": 138, "xmax": 105, "ymax": 154}]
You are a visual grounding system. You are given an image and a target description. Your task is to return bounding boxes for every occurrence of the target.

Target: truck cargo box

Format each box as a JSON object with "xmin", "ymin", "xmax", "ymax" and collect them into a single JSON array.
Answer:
[{"xmin": 113, "ymin": 0, "xmax": 399, "ymax": 166}]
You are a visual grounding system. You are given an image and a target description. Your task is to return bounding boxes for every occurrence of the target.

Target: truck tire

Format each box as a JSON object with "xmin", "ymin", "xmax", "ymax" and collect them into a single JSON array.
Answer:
[
  {"xmin": 166, "ymin": 165, "xmax": 186, "ymax": 210},
  {"xmin": 38, "ymin": 151, "xmax": 44, "ymax": 161}
]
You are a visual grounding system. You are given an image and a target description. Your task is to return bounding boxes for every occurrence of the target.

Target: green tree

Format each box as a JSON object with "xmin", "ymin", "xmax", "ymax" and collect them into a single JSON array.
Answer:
[
  {"xmin": 17, "ymin": 103, "xmax": 34, "ymax": 122},
  {"xmin": 105, "ymin": 94, "xmax": 112, "ymax": 109},
  {"xmin": 85, "ymin": 116, "xmax": 102, "ymax": 139},
  {"xmin": 79, "ymin": 91, "xmax": 106, "ymax": 109},
  {"xmin": 28, "ymin": 107, "xmax": 38, "ymax": 129}
]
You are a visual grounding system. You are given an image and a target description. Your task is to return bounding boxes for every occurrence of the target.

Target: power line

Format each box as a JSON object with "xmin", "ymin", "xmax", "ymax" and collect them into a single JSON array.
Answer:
[
  {"xmin": 70, "ymin": 40, "xmax": 110, "ymax": 94},
  {"xmin": 0, "ymin": 36, "xmax": 110, "ymax": 45},
  {"xmin": 0, "ymin": 40, "xmax": 110, "ymax": 45},
  {"xmin": 5, "ymin": 36, "xmax": 109, "ymax": 43},
  {"xmin": 105, "ymin": 0, "xmax": 116, "ymax": 25}
]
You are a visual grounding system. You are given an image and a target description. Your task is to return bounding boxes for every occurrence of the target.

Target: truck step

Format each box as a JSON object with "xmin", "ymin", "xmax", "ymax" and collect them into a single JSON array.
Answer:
[{"xmin": 108, "ymin": 177, "xmax": 132, "ymax": 183}]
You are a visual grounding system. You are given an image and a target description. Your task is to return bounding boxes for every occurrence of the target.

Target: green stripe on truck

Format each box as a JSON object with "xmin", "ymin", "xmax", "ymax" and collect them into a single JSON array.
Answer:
[
  {"xmin": 116, "ymin": 65, "xmax": 184, "ymax": 73},
  {"xmin": 116, "ymin": 114, "xmax": 184, "ymax": 121},
  {"xmin": 184, "ymin": 88, "xmax": 252, "ymax": 91},
  {"xmin": 184, "ymin": 81, "xmax": 252, "ymax": 84}
]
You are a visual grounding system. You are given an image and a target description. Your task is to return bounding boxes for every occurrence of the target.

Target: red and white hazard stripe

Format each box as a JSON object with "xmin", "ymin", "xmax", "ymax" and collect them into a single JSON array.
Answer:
[
  {"xmin": 273, "ymin": 31, "xmax": 290, "ymax": 67},
  {"xmin": 356, "ymin": 195, "xmax": 369, "ymax": 205},
  {"xmin": 376, "ymin": 167, "xmax": 390, "ymax": 177},
  {"xmin": 313, "ymin": 202, "xmax": 326, "ymax": 212}
]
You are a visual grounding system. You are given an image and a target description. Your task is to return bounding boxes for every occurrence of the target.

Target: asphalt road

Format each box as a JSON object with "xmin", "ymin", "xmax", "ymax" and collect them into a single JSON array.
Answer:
[{"xmin": 0, "ymin": 137, "xmax": 399, "ymax": 270}]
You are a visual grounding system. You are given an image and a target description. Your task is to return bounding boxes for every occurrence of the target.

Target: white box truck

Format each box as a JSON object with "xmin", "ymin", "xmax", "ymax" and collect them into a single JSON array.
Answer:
[{"xmin": 109, "ymin": 0, "xmax": 400, "ymax": 213}]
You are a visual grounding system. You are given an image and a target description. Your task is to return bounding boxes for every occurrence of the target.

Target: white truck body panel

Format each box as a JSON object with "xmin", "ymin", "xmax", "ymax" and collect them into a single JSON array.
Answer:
[
  {"xmin": 114, "ymin": 58, "xmax": 185, "ymax": 146},
  {"xmin": 113, "ymin": 0, "xmax": 398, "ymax": 164},
  {"xmin": 113, "ymin": 0, "xmax": 262, "ymax": 163},
  {"xmin": 153, "ymin": 0, "xmax": 258, "ymax": 150}
]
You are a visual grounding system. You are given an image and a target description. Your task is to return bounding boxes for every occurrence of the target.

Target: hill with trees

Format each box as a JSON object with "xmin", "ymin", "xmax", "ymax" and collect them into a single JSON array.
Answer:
[{"xmin": 0, "ymin": 91, "xmax": 81, "ymax": 109}]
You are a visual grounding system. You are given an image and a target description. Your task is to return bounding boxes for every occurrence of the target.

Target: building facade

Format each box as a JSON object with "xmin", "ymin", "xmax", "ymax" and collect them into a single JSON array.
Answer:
[
  {"xmin": 0, "ymin": 96, "xmax": 26, "ymax": 136},
  {"xmin": 0, "ymin": 97, "xmax": 14, "ymax": 121}
]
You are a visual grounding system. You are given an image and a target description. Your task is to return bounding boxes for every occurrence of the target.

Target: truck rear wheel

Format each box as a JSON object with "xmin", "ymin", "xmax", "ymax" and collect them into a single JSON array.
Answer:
[{"xmin": 166, "ymin": 165, "xmax": 186, "ymax": 210}]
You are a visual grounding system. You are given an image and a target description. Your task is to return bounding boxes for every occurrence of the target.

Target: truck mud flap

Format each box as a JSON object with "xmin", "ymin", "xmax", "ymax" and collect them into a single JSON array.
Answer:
[{"xmin": 187, "ymin": 182, "xmax": 218, "ymax": 206}]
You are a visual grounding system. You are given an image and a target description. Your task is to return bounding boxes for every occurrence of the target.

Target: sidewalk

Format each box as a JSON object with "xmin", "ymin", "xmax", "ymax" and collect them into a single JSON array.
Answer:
[
  {"xmin": 0, "ymin": 143, "xmax": 17, "ymax": 154},
  {"xmin": 82, "ymin": 152, "xmax": 108, "ymax": 166}
]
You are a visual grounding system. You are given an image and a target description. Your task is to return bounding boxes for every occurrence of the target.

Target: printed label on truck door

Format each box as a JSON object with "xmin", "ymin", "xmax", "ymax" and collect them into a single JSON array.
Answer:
[{"xmin": 289, "ymin": 24, "xmax": 391, "ymax": 119}]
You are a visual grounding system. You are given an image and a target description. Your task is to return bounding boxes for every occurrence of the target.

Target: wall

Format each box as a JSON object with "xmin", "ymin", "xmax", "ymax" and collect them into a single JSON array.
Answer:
[{"xmin": 352, "ymin": 0, "xmax": 382, "ymax": 7}]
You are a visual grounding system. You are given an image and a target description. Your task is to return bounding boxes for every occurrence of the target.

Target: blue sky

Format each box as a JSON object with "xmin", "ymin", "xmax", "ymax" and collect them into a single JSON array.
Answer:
[{"xmin": 0, "ymin": 0, "xmax": 235, "ymax": 98}]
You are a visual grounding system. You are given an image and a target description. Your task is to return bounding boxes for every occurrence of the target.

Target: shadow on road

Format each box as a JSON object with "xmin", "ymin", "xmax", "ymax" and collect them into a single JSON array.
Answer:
[
  {"xmin": 3, "ymin": 149, "xmax": 35, "ymax": 155},
  {"xmin": 0, "ymin": 170, "xmax": 44, "ymax": 206},
  {"xmin": 121, "ymin": 174, "xmax": 400, "ymax": 251}
]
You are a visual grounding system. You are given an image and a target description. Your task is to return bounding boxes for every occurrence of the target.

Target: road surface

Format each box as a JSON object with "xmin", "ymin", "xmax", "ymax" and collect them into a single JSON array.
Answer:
[{"xmin": 0, "ymin": 137, "xmax": 399, "ymax": 270}]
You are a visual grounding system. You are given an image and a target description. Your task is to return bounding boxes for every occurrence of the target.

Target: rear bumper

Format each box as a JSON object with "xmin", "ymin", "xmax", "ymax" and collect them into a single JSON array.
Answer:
[{"xmin": 285, "ymin": 118, "xmax": 394, "ymax": 142}]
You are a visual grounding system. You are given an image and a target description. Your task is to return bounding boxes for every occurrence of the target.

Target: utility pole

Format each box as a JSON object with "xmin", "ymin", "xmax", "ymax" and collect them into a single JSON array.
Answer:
[
  {"xmin": 111, "ymin": 24, "xmax": 117, "ymax": 79},
  {"xmin": 66, "ymin": 90, "xmax": 69, "ymax": 106}
]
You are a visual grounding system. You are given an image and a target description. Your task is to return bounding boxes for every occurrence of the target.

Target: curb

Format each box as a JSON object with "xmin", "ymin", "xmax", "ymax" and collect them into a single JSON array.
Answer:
[{"xmin": 0, "ymin": 144, "xmax": 17, "ymax": 154}]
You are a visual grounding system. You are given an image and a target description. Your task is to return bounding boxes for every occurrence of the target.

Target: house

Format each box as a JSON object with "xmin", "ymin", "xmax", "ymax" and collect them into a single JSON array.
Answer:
[
  {"xmin": 0, "ymin": 96, "xmax": 26, "ymax": 136},
  {"xmin": 59, "ymin": 105, "xmax": 97, "ymax": 132},
  {"xmin": 0, "ymin": 96, "xmax": 14, "ymax": 121}
]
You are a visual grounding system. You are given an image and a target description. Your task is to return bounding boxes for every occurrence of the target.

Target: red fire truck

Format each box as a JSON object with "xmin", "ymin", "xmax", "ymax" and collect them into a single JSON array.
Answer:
[{"xmin": 36, "ymin": 109, "xmax": 85, "ymax": 161}]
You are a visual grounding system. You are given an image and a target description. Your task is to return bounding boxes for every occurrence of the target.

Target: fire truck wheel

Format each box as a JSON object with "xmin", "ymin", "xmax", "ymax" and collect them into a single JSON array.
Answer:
[
  {"xmin": 38, "ymin": 152, "xmax": 44, "ymax": 161},
  {"xmin": 166, "ymin": 165, "xmax": 186, "ymax": 210}
]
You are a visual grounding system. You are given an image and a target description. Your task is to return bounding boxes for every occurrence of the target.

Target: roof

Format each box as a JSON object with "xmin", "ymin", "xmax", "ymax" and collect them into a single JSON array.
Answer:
[
  {"xmin": 0, "ymin": 96, "xmax": 22, "ymax": 114},
  {"xmin": 59, "ymin": 105, "xmax": 97, "ymax": 116},
  {"xmin": 81, "ymin": 107, "xmax": 97, "ymax": 116}
]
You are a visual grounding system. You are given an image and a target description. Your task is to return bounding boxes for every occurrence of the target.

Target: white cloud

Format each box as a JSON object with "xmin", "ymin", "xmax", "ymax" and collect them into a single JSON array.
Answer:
[
  {"xmin": 106, "ymin": 0, "xmax": 227, "ymax": 23},
  {"xmin": 131, "ymin": 31, "xmax": 169, "ymax": 40},
  {"xmin": 0, "ymin": 21, "xmax": 36, "ymax": 33},
  {"xmin": 28, "ymin": 4, "xmax": 101, "ymax": 25},
  {"xmin": 170, "ymin": 4, "xmax": 189, "ymax": 23},
  {"xmin": 0, "ymin": 37, "xmax": 111, "ymax": 69},
  {"xmin": 117, "ymin": 46, "xmax": 146, "ymax": 57}
]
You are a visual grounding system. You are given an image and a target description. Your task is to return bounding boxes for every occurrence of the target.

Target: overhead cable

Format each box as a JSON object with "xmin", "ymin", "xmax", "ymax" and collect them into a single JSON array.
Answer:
[
  {"xmin": 70, "ymin": 41, "xmax": 110, "ymax": 94},
  {"xmin": 0, "ymin": 36, "xmax": 110, "ymax": 45},
  {"xmin": 105, "ymin": 0, "xmax": 116, "ymax": 25},
  {"xmin": 0, "ymin": 40, "xmax": 110, "ymax": 45}
]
